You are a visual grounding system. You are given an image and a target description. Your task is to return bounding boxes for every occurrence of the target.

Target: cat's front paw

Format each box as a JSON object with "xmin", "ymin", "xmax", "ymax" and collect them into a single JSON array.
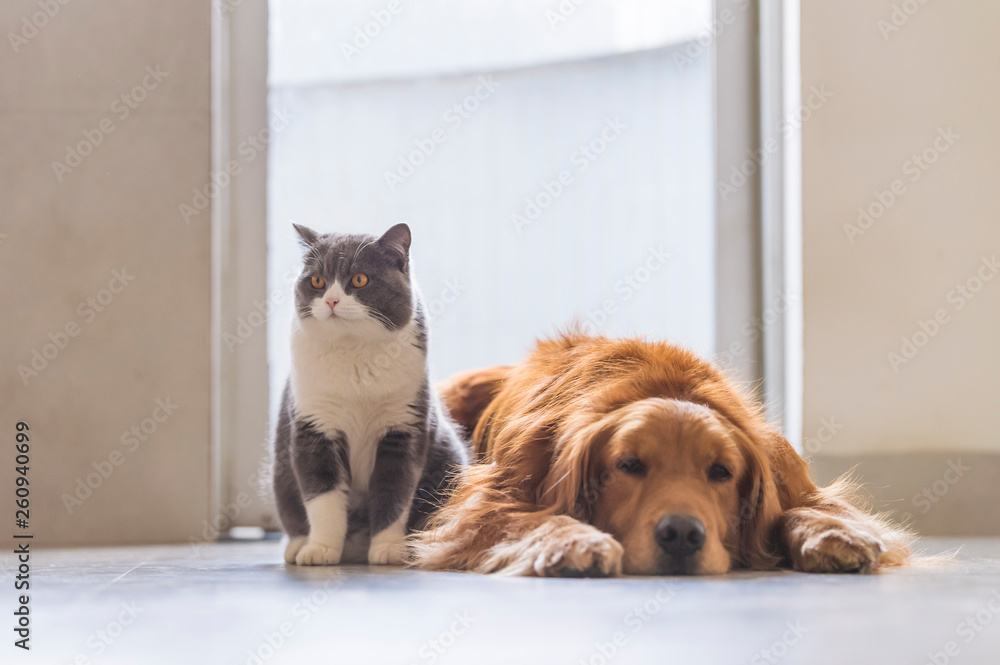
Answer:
[
  {"xmin": 283, "ymin": 535, "xmax": 308, "ymax": 564},
  {"xmin": 295, "ymin": 542, "xmax": 343, "ymax": 566},
  {"xmin": 368, "ymin": 538, "xmax": 406, "ymax": 565}
]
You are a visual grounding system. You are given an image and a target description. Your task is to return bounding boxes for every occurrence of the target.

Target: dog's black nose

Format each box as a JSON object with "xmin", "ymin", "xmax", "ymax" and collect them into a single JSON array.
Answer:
[{"xmin": 655, "ymin": 514, "xmax": 706, "ymax": 556}]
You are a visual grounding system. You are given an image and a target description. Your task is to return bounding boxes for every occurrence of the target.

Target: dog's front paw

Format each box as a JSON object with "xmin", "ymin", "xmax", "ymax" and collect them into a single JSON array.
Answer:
[
  {"xmin": 793, "ymin": 524, "xmax": 886, "ymax": 573},
  {"xmin": 368, "ymin": 538, "xmax": 406, "ymax": 565},
  {"xmin": 534, "ymin": 522, "xmax": 624, "ymax": 578},
  {"xmin": 295, "ymin": 542, "xmax": 343, "ymax": 566}
]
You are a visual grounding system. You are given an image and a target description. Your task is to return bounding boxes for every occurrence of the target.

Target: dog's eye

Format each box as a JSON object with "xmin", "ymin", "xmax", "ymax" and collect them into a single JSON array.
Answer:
[
  {"xmin": 617, "ymin": 457, "xmax": 646, "ymax": 475},
  {"xmin": 310, "ymin": 275, "xmax": 326, "ymax": 289},
  {"xmin": 708, "ymin": 463, "xmax": 732, "ymax": 482}
]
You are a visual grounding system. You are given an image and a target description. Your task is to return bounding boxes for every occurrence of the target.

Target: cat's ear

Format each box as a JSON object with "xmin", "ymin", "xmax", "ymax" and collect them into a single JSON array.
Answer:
[
  {"xmin": 292, "ymin": 223, "xmax": 319, "ymax": 249},
  {"xmin": 378, "ymin": 223, "xmax": 411, "ymax": 270}
]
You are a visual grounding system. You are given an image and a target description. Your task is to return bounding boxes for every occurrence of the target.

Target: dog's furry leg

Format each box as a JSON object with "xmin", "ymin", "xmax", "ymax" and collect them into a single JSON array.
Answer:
[
  {"xmin": 776, "ymin": 478, "xmax": 913, "ymax": 573},
  {"xmin": 411, "ymin": 509, "xmax": 622, "ymax": 577},
  {"xmin": 407, "ymin": 460, "xmax": 623, "ymax": 578},
  {"xmin": 477, "ymin": 513, "xmax": 623, "ymax": 577}
]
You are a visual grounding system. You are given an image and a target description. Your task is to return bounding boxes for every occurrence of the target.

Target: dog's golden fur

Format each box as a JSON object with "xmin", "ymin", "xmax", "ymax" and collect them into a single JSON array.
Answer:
[{"xmin": 414, "ymin": 333, "xmax": 912, "ymax": 576}]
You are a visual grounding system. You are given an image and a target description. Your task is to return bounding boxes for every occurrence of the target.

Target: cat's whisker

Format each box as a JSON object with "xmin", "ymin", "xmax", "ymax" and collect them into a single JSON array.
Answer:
[{"xmin": 366, "ymin": 308, "xmax": 396, "ymax": 331}]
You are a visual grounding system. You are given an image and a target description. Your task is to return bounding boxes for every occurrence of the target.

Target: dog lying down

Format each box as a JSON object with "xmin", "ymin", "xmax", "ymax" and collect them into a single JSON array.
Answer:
[{"xmin": 411, "ymin": 333, "xmax": 912, "ymax": 577}]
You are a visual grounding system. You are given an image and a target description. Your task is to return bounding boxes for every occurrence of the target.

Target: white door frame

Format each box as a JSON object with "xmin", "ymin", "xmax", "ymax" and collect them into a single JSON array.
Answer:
[
  {"xmin": 713, "ymin": 0, "xmax": 764, "ymax": 388},
  {"xmin": 713, "ymin": 0, "xmax": 801, "ymax": 447},
  {"xmin": 211, "ymin": 0, "xmax": 273, "ymax": 530},
  {"xmin": 759, "ymin": 0, "xmax": 802, "ymax": 447}
]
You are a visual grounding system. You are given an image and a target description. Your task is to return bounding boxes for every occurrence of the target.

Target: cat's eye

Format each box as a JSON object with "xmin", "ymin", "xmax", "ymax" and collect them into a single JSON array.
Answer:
[
  {"xmin": 617, "ymin": 456, "xmax": 646, "ymax": 476},
  {"xmin": 708, "ymin": 463, "xmax": 733, "ymax": 482},
  {"xmin": 310, "ymin": 275, "xmax": 326, "ymax": 289},
  {"xmin": 351, "ymin": 273, "xmax": 369, "ymax": 288}
]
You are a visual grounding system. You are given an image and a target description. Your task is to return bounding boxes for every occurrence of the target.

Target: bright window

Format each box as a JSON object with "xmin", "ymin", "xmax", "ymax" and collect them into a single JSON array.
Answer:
[{"xmin": 267, "ymin": 0, "xmax": 717, "ymax": 417}]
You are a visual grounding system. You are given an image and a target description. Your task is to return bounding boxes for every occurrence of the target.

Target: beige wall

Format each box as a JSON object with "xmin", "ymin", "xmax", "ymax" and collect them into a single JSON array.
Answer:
[
  {"xmin": 1, "ymin": 0, "xmax": 212, "ymax": 546},
  {"xmin": 802, "ymin": 0, "xmax": 1000, "ymax": 458}
]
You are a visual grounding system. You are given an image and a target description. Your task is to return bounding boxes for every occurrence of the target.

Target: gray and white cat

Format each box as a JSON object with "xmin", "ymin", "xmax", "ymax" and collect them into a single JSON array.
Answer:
[{"xmin": 272, "ymin": 222, "xmax": 468, "ymax": 566}]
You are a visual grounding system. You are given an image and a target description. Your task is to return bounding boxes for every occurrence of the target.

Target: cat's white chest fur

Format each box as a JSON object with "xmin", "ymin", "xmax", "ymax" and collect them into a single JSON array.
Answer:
[{"xmin": 289, "ymin": 319, "xmax": 426, "ymax": 495}]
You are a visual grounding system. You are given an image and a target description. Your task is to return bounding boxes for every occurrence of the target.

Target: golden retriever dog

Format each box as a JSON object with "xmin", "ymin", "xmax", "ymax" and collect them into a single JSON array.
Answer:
[{"xmin": 411, "ymin": 333, "xmax": 912, "ymax": 576}]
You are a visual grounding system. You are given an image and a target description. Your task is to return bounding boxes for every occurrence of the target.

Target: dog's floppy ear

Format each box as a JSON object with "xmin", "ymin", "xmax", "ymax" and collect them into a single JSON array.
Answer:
[
  {"xmin": 536, "ymin": 411, "xmax": 619, "ymax": 521},
  {"xmin": 438, "ymin": 366, "xmax": 512, "ymax": 459},
  {"xmin": 729, "ymin": 426, "xmax": 783, "ymax": 569}
]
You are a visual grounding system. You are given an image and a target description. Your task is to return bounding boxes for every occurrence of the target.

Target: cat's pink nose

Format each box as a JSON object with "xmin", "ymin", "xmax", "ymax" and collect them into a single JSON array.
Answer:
[{"xmin": 325, "ymin": 297, "xmax": 339, "ymax": 313}]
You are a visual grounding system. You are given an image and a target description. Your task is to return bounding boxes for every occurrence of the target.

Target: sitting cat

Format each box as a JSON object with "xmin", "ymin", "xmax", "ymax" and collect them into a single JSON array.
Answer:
[{"xmin": 272, "ymin": 222, "xmax": 469, "ymax": 566}]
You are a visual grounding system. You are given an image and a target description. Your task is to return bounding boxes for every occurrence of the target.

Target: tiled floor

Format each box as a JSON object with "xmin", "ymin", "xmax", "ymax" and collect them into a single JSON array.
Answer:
[{"xmin": 8, "ymin": 538, "xmax": 1000, "ymax": 664}]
